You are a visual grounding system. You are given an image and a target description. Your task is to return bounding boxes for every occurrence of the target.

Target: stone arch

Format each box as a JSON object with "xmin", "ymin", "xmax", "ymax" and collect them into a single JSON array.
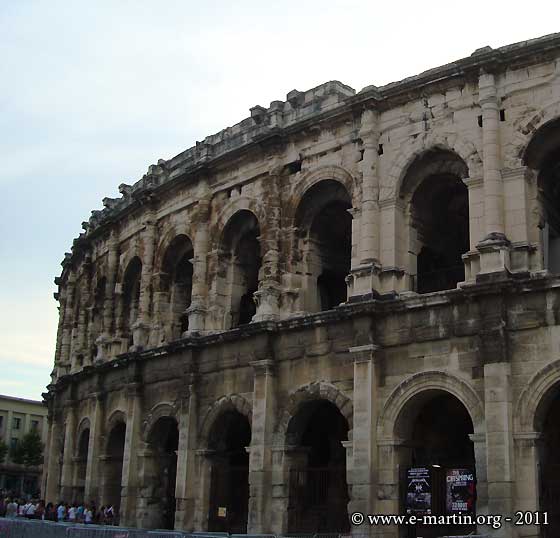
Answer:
[
  {"xmin": 106, "ymin": 409, "xmax": 126, "ymax": 432},
  {"xmin": 154, "ymin": 226, "xmax": 195, "ymax": 271},
  {"xmin": 75, "ymin": 417, "xmax": 91, "ymax": 454},
  {"xmin": 384, "ymin": 134, "xmax": 482, "ymax": 202},
  {"xmin": 515, "ymin": 359, "xmax": 560, "ymax": 433},
  {"xmin": 509, "ymin": 100, "xmax": 560, "ymax": 169},
  {"xmin": 199, "ymin": 394, "xmax": 253, "ymax": 446},
  {"xmin": 117, "ymin": 247, "xmax": 142, "ymax": 284},
  {"xmin": 377, "ymin": 370, "xmax": 485, "ymax": 440},
  {"xmin": 287, "ymin": 165, "xmax": 358, "ymax": 222},
  {"xmin": 213, "ymin": 197, "xmax": 266, "ymax": 245},
  {"xmin": 142, "ymin": 401, "xmax": 178, "ymax": 442},
  {"xmin": 277, "ymin": 381, "xmax": 354, "ymax": 439}
]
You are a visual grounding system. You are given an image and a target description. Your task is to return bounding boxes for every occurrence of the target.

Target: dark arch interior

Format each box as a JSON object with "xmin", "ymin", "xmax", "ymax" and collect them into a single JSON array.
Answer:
[
  {"xmin": 413, "ymin": 174, "xmax": 468, "ymax": 293},
  {"xmin": 526, "ymin": 120, "xmax": 560, "ymax": 274},
  {"xmin": 540, "ymin": 387, "xmax": 560, "ymax": 536},
  {"xmin": 287, "ymin": 400, "xmax": 350, "ymax": 533},
  {"xmin": 208, "ymin": 410, "xmax": 251, "ymax": 533},
  {"xmin": 146, "ymin": 416, "xmax": 179, "ymax": 530},
  {"xmin": 161, "ymin": 235, "xmax": 194, "ymax": 336},
  {"xmin": 75, "ymin": 428, "xmax": 90, "ymax": 502},
  {"xmin": 104, "ymin": 422, "xmax": 126, "ymax": 518},
  {"xmin": 122, "ymin": 257, "xmax": 142, "ymax": 344},
  {"xmin": 401, "ymin": 393, "xmax": 475, "ymax": 538},
  {"xmin": 221, "ymin": 211, "xmax": 261, "ymax": 327},
  {"xmin": 296, "ymin": 180, "xmax": 352, "ymax": 311}
]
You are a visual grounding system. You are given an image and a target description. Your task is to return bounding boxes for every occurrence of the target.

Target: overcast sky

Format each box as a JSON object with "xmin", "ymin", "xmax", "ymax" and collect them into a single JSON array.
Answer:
[{"xmin": 0, "ymin": 1, "xmax": 557, "ymax": 400}]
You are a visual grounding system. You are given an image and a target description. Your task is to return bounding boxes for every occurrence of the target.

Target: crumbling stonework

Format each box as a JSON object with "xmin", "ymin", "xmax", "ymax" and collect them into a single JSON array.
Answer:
[{"xmin": 44, "ymin": 33, "xmax": 560, "ymax": 538}]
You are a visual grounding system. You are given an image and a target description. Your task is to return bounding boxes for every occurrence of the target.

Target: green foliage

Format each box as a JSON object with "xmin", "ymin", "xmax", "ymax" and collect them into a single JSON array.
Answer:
[
  {"xmin": 9, "ymin": 430, "xmax": 44, "ymax": 467},
  {"xmin": 0, "ymin": 439, "xmax": 7, "ymax": 463},
  {"xmin": 20, "ymin": 430, "xmax": 44, "ymax": 466},
  {"xmin": 10, "ymin": 441, "xmax": 25, "ymax": 464}
]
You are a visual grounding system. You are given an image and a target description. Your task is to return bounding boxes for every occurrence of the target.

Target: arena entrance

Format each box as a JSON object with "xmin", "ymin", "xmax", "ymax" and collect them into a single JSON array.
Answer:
[
  {"xmin": 103, "ymin": 421, "xmax": 126, "ymax": 518},
  {"xmin": 142, "ymin": 416, "xmax": 179, "ymax": 529},
  {"xmin": 398, "ymin": 392, "xmax": 476, "ymax": 538},
  {"xmin": 207, "ymin": 410, "xmax": 251, "ymax": 533},
  {"xmin": 74, "ymin": 427, "xmax": 89, "ymax": 502},
  {"xmin": 286, "ymin": 400, "xmax": 350, "ymax": 533},
  {"xmin": 539, "ymin": 386, "xmax": 560, "ymax": 536}
]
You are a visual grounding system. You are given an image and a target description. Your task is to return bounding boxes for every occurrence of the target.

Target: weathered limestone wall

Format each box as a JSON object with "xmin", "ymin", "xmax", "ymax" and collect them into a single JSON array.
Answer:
[{"xmin": 44, "ymin": 34, "xmax": 560, "ymax": 538}]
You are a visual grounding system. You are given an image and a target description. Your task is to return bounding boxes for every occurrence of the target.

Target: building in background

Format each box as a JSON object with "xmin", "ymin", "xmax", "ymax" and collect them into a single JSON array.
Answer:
[{"xmin": 0, "ymin": 394, "xmax": 47, "ymax": 496}]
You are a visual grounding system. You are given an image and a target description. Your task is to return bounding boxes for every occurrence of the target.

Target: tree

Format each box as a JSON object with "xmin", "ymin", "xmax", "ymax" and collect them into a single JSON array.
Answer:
[
  {"xmin": 10, "ymin": 441, "xmax": 25, "ymax": 464},
  {"xmin": 0, "ymin": 439, "xmax": 7, "ymax": 464},
  {"xmin": 20, "ymin": 430, "xmax": 44, "ymax": 467}
]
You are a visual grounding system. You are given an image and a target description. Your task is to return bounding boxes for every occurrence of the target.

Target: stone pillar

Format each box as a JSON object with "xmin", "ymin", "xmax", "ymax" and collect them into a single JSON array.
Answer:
[
  {"xmin": 349, "ymin": 109, "xmax": 381, "ymax": 300},
  {"xmin": 174, "ymin": 375, "xmax": 198, "ymax": 531},
  {"xmin": 132, "ymin": 218, "xmax": 156, "ymax": 349},
  {"xmin": 186, "ymin": 197, "xmax": 211, "ymax": 332},
  {"xmin": 477, "ymin": 71, "xmax": 510, "ymax": 277},
  {"xmin": 44, "ymin": 414, "xmax": 64, "ymax": 502},
  {"xmin": 73, "ymin": 263, "xmax": 91, "ymax": 369},
  {"xmin": 96, "ymin": 233, "xmax": 119, "ymax": 361},
  {"xmin": 484, "ymin": 361, "xmax": 514, "ymax": 538},
  {"xmin": 60, "ymin": 402, "xmax": 77, "ymax": 501},
  {"xmin": 59, "ymin": 274, "xmax": 76, "ymax": 373},
  {"xmin": 375, "ymin": 438, "xmax": 409, "ymax": 538},
  {"xmin": 378, "ymin": 200, "xmax": 406, "ymax": 293},
  {"xmin": 254, "ymin": 173, "xmax": 281, "ymax": 322},
  {"xmin": 194, "ymin": 449, "xmax": 215, "ymax": 531},
  {"xmin": 120, "ymin": 383, "xmax": 143, "ymax": 526},
  {"xmin": 348, "ymin": 344, "xmax": 379, "ymax": 534},
  {"xmin": 248, "ymin": 359, "xmax": 276, "ymax": 532},
  {"xmin": 470, "ymin": 432, "xmax": 489, "ymax": 518},
  {"xmin": 513, "ymin": 432, "xmax": 542, "ymax": 538},
  {"xmin": 84, "ymin": 392, "xmax": 105, "ymax": 502}
]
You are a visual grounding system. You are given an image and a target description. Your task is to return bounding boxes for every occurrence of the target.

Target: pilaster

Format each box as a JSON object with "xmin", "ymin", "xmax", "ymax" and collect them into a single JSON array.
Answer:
[
  {"xmin": 476, "ymin": 71, "xmax": 511, "ymax": 279},
  {"xmin": 248, "ymin": 359, "xmax": 277, "ymax": 533},
  {"xmin": 84, "ymin": 391, "xmax": 105, "ymax": 502},
  {"xmin": 119, "ymin": 382, "xmax": 143, "ymax": 526},
  {"xmin": 348, "ymin": 344, "xmax": 379, "ymax": 536},
  {"xmin": 484, "ymin": 361, "xmax": 515, "ymax": 538},
  {"xmin": 60, "ymin": 401, "xmax": 78, "ymax": 501}
]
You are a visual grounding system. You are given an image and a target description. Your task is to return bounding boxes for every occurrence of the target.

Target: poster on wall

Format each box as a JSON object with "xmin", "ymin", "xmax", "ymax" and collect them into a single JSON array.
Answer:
[
  {"xmin": 446, "ymin": 468, "xmax": 476, "ymax": 514},
  {"xmin": 406, "ymin": 467, "xmax": 432, "ymax": 515}
]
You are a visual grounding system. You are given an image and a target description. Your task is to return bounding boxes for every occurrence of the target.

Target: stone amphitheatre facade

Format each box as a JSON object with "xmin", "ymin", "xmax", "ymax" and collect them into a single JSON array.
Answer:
[{"xmin": 44, "ymin": 33, "xmax": 560, "ymax": 538}]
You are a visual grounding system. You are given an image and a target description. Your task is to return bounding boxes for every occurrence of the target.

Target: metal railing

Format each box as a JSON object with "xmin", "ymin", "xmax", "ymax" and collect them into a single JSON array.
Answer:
[{"xmin": 0, "ymin": 519, "xmax": 489, "ymax": 538}]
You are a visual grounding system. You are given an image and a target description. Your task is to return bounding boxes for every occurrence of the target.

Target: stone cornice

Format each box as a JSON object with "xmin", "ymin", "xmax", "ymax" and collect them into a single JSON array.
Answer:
[{"xmin": 55, "ymin": 33, "xmax": 560, "ymax": 283}]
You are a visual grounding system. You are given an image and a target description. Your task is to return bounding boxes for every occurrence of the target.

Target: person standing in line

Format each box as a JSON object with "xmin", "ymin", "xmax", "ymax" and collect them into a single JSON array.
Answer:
[
  {"xmin": 67, "ymin": 502, "xmax": 76, "ymax": 523},
  {"xmin": 56, "ymin": 501, "xmax": 65, "ymax": 522},
  {"xmin": 5, "ymin": 498, "xmax": 17, "ymax": 518},
  {"xmin": 84, "ymin": 504, "xmax": 93, "ymax": 524}
]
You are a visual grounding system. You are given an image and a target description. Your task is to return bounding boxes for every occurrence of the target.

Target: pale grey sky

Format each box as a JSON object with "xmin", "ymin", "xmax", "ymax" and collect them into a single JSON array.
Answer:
[{"xmin": 0, "ymin": 0, "xmax": 556, "ymax": 400}]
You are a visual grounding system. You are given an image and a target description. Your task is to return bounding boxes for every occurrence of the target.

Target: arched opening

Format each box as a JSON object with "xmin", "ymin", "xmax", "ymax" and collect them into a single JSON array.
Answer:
[
  {"xmin": 294, "ymin": 180, "xmax": 352, "ymax": 312},
  {"xmin": 74, "ymin": 427, "xmax": 90, "ymax": 502},
  {"xmin": 286, "ymin": 400, "xmax": 350, "ymax": 533},
  {"xmin": 121, "ymin": 257, "xmax": 142, "ymax": 346},
  {"xmin": 219, "ymin": 211, "xmax": 261, "ymax": 328},
  {"xmin": 395, "ymin": 391, "xmax": 476, "ymax": 538},
  {"xmin": 400, "ymin": 150, "xmax": 469, "ymax": 294},
  {"xmin": 160, "ymin": 235, "xmax": 194, "ymax": 339},
  {"xmin": 524, "ymin": 118, "xmax": 560, "ymax": 274},
  {"xmin": 536, "ymin": 383, "xmax": 560, "ymax": 536},
  {"xmin": 141, "ymin": 416, "xmax": 179, "ymax": 530},
  {"xmin": 207, "ymin": 410, "xmax": 251, "ymax": 533},
  {"xmin": 103, "ymin": 421, "xmax": 126, "ymax": 521}
]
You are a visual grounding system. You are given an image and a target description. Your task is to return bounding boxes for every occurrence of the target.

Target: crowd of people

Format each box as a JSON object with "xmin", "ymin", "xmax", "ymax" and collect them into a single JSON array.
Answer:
[{"xmin": 0, "ymin": 497, "xmax": 118, "ymax": 525}]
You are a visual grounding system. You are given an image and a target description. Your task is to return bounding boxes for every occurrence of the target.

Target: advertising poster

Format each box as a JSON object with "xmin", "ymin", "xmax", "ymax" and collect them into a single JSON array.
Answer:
[
  {"xmin": 446, "ymin": 468, "xmax": 476, "ymax": 514},
  {"xmin": 406, "ymin": 467, "xmax": 432, "ymax": 515}
]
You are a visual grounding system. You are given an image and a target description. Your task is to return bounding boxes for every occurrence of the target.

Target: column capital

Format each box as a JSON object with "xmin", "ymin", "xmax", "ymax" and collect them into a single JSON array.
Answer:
[
  {"xmin": 348, "ymin": 343, "xmax": 380, "ymax": 363},
  {"xmin": 249, "ymin": 359, "xmax": 276, "ymax": 376}
]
